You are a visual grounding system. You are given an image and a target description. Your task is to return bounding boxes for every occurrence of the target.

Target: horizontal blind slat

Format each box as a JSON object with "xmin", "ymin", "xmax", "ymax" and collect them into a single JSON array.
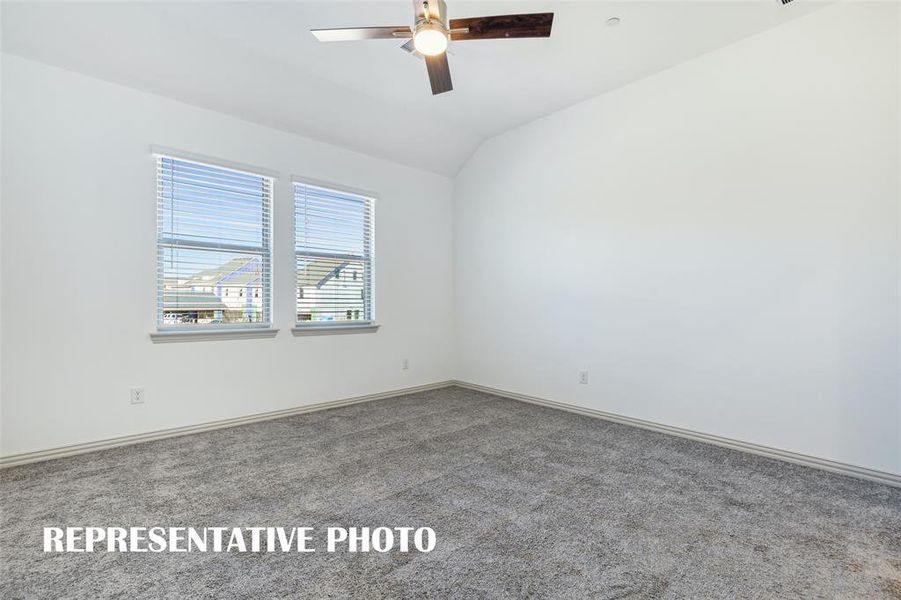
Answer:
[
  {"xmin": 295, "ymin": 182, "xmax": 374, "ymax": 324},
  {"xmin": 157, "ymin": 155, "xmax": 272, "ymax": 328}
]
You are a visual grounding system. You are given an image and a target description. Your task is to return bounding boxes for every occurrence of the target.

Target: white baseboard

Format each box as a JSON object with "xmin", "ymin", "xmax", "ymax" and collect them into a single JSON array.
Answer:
[
  {"xmin": 454, "ymin": 380, "xmax": 901, "ymax": 489},
  {"xmin": 0, "ymin": 381, "xmax": 455, "ymax": 469},
  {"xmin": 6, "ymin": 379, "xmax": 900, "ymax": 488}
]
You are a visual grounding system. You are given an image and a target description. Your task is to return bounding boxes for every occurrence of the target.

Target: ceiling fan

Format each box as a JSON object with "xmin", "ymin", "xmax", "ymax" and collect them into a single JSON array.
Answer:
[{"xmin": 311, "ymin": 0, "xmax": 554, "ymax": 95}]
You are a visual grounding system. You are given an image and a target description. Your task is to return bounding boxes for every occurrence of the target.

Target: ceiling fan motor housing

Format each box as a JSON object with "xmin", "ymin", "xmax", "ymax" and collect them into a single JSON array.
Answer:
[
  {"xmin": 415, "ymin": 21, "xmax": 448, "ymax": 40},
  {"xmin": 417, "ymin": 0, "xmax": 449, "ymax": 30}
]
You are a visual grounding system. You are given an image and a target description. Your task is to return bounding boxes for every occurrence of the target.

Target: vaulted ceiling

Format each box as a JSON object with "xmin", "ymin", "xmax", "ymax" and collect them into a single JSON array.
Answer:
[{"xmin": 2, "ymin": 1, "xmax": 826, "ymax": 175}]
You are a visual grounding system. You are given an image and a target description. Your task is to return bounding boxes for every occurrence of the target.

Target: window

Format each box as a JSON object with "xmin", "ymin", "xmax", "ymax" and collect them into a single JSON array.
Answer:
[
  {"xmin": 157, "ymin": 155, "xmax": 272, "ymax": 329},
  {"xmin": 294, "ymin": 181, "xmax": 374, "ymax": 325}
]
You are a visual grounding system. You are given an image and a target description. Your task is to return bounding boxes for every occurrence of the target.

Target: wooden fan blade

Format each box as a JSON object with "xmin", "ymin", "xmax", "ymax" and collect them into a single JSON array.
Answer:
[
  {"xmin": 311, "ymin": 26, "xmax": 411, "ymax": 42},
  {"xmin": 449, "ymin": 13, "xmax": 553, "ymax": 40},
  {"xmin": 425, "ymin": 52, "xmax": 452, "ymax": 95}
]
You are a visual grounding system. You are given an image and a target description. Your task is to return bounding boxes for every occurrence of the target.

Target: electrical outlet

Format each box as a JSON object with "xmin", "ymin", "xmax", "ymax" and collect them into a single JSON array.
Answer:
[
  {"xmin": 130, "ymin": 387, "xmax": 145, "ymax": 404},
  {"xmin": 402, "ymin": 359, "xmax": 410, "ymax": 370},
  {"xmin": 579, "ymin": 371, "xmax": 589, "ymax": 385}
]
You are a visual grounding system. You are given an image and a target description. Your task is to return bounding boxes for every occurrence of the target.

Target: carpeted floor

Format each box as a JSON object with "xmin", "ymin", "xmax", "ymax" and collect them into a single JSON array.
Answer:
[{"xmin": 2, "ymin": 386, "xmax": 900, "ymax": 599}]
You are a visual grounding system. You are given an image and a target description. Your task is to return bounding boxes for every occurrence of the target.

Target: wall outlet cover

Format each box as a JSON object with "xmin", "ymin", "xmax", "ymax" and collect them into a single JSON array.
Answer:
[{"xmin": 130, "ymin": 387, "xmax": 145, "ymax": 404}]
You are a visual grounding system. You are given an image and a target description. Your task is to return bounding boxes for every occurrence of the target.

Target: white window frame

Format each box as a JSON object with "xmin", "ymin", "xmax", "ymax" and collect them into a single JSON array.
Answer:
[
  {"xmin": 292, "ymin": 175, "xmax": 377, "ymax": 335},
  {"xmin": 151, "ymin": 147, "xmax": 278, "ymax": 341}
]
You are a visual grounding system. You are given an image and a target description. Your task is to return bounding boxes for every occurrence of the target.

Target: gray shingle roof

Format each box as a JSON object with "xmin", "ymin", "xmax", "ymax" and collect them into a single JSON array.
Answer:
[{"xmin": 163, "ymin": 290, "xmax": 227, "ymax": 311}]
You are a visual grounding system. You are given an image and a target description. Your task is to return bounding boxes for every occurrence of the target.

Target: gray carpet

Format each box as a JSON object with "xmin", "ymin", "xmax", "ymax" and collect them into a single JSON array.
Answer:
[{"xmin": 2, "ymin": 386, "xmax": 900, "ymax": 599}]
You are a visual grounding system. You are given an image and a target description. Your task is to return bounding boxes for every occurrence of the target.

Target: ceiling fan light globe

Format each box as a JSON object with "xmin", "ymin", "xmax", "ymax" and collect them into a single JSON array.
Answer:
[{"xmin": 413, "ymin": 27, "xmax": 448, "ymax": 56}]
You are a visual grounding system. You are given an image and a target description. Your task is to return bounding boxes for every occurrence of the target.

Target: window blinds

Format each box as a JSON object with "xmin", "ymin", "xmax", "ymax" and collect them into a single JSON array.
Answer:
[
  {"xmin": 157, "ymin": 156, "xmax": 272, "ymax": 328},
  {"xmin": 294, "ymin": 182, "xmax": 374, "ymax": 324}
]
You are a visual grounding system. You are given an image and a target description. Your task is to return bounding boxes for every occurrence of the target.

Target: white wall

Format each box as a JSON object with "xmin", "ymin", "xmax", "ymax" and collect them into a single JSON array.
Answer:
[
  {"xmin": 1, "ymin": 55, "xmax": 455, "ymax": 456},
  {"xmin": 3, "ymin": 3, "xmax": 900, "ymax": 476},
  {"xmin": 454, "ymin": 3, "xmax": 901, "ymax": 475}
]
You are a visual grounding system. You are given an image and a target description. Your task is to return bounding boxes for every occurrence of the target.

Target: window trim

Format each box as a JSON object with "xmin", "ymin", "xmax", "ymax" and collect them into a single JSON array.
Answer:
[
  {"xmin": 150, "ymin": 146, "xmax": 280, "ymax": 179},
  {"xmin": 150, "ymin": 328, "xmax": 280, "ymax": 343},
  {"xmin": 292, "ymin": 175, "xmax": 377, "ymax": 330},
  {"xmin": 291, "ymin": 323, "xmax": 380, "ymax": 336},
  {"xmin": 153, "ymin": 148, "xmax": 276, "ymax": 333}
]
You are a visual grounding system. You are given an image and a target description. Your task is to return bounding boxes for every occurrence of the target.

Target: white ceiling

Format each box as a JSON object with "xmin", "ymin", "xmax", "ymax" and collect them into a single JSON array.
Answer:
[{"xmin": 2, "ymin": 1, "xmax": 826, "ymax": 175}]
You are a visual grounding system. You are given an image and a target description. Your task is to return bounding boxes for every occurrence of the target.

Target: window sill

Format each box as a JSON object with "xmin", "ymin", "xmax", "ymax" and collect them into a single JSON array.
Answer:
[
  {"xmin": 292, "ymin": 323, "xmax": 380, "ymax": 336},
  {"xmin": 150, "ymin": 328, "xmax": 279, "ymax": 343}
]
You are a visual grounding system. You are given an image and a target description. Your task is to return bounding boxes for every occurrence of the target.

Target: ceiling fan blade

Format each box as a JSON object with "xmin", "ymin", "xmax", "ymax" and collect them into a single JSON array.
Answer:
[
  {"xmin": 449, "ymin": 13, "xmax": 553, "ymax": 40},
  {"xmin": 425, "ymin": 52, "xmax": 452, "ymax": 95},
  {"xmin": 311, "ymin": 26, "xmax": 411, "ymax": 42},
  {"xmin": 400, "ymin": 38, "xmax": 423, "ymax": 59}
]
